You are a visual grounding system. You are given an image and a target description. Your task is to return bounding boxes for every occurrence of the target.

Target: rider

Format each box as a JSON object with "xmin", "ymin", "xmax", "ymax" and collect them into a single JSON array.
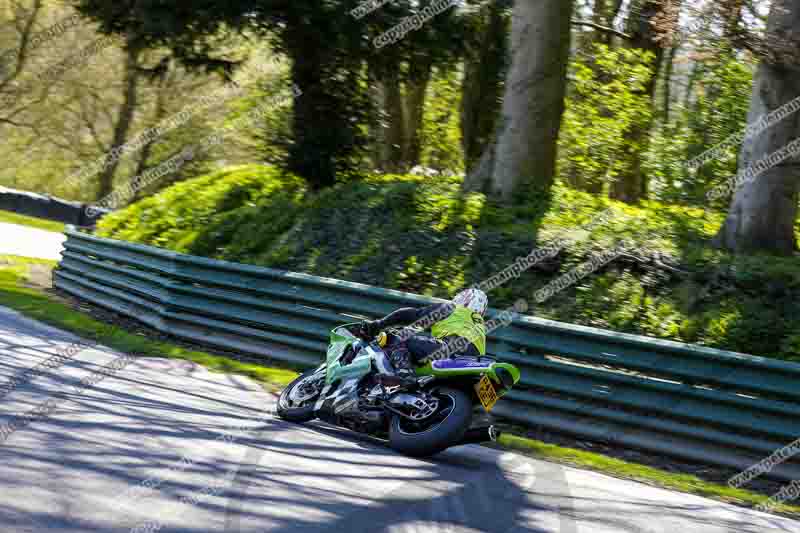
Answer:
[{"xmin": 357, "ymin": 288, "xmax": 489, "ymax": 387}]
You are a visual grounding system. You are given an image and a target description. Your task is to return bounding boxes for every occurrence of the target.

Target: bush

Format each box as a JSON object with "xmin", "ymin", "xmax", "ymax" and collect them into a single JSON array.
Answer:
[{"xmin": 97, "ymin": 165, "xmax": 800, "ymax": 361}]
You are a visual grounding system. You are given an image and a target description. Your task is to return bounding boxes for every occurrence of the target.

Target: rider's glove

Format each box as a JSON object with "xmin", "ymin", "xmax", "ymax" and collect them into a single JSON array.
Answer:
[{"xmin": 358, "ymin": 320, "xmax": 379, "ymax": 340}]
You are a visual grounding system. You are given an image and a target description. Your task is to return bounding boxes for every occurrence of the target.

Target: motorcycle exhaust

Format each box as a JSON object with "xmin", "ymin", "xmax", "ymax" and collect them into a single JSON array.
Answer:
[{"xmin": 458, "ymin": 425, "xmax": 501, "ymax": 445}]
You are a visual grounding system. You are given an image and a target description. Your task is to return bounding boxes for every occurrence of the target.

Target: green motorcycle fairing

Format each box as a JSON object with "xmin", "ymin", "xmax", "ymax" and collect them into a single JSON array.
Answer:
[
  {"xmin": 325, "ymin": 326, "xmax": 372, "ymax": 385},
  {"xmin": 415, "ymin": 359, "xmax": 521, "ymax": 396}
]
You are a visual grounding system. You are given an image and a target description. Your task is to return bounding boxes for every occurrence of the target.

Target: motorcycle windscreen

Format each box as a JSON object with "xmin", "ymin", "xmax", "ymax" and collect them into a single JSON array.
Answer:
[{"xmin": 326, "ymin": 327, "xmax": 360, "ymax": 384}]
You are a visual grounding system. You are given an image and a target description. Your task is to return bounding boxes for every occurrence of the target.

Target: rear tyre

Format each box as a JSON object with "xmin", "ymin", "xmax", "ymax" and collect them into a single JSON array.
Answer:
[
  {"xmin": 388, "ymin": 387, "xmax": 472, "ymax": 457},
  {"xmin": 277, "ymin": 369, "xmax": 323, "ymax": 423}
]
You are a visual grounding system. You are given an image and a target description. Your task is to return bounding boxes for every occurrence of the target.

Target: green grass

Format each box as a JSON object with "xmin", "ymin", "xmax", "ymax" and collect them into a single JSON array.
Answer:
[
  {"xmin": 0, "ymin": 210, "xmax": 66, "ymax": 233},
  {"xmin": 0, "ymin": 255, "xmax": 299, "ymax": 390},
  {"xmin": 496, "ymin": 432, "xmax": 800, "ymax": 518}
]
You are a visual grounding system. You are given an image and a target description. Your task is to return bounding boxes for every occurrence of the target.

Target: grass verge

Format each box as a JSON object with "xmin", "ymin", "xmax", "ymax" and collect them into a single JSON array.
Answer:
[
  {"xmin": 0, "ymin": 254, "xmax": 298, "ymax": 391},
  {"xmin": 495, "ymin": 432, "xmax": 800, "ymax": 518},
  {"xmin": 0, "ymin": 209, "xmax": 66, "ymax": 233}
]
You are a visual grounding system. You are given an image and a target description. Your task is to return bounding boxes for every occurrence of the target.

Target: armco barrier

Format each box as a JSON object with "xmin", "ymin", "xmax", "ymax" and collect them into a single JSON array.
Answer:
[
  {"xmin": 0, "ymin": 186, "xmax": 107, "ymax": 226},
  {"xmin": 54, "ymin": 227, "xmax": 800, "ymax": 482}
]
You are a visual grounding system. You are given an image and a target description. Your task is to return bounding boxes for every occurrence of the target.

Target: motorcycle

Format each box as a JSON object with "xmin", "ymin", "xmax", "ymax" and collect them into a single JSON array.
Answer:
[{"xmin": 276, "ymin": 322, "xmax": 521, "ymax": 457}]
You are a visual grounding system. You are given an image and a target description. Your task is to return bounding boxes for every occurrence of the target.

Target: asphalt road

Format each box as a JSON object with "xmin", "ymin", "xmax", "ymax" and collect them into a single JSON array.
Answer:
[
  {"xmin": 0, "ymin": 222, "xmax": 66, "ymax": 260},
  {"xmin": 0, "ymin": 305, "xmax": 797, "ymax": 533}
]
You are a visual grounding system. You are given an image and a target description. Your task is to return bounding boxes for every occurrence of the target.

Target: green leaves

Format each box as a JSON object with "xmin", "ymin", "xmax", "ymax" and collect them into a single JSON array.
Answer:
[
  {"xmin": 652, "ymin": 50, "xmax": 755, "ymax": 205},
  {"xmin": 558, "ymin": 44, "xmax": 654, "ymax": 191}
]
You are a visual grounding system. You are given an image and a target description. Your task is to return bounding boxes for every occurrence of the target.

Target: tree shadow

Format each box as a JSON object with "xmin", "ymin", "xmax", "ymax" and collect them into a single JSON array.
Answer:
[
  {"xmin": 224, "ymin": 422, "xmax": 577, "ymax": 533},
  {"xmin": 0, "ymin": 320, "xmax": 795, "ymax": 533}
]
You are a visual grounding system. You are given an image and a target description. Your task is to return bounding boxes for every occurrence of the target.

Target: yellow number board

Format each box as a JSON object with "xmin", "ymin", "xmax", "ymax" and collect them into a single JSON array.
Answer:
[{"xmin": 475, "ymin": 374, "xmax": 498, "ymax": 412}]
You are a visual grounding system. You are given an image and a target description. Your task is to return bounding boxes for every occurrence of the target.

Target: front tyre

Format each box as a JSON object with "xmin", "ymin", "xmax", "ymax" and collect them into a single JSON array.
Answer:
[
  {"xmin": 388, "ymin": 387, "xmax": 472, "ymax": 457},
  {"xmin": 277, "ymin": 369, "xmax": 324, "ymax": 423}
]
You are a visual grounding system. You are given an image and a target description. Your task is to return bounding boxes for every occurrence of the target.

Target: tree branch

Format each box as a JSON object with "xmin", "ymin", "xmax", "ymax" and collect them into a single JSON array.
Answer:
[
  {"xmin": 0, "ymin": 0, "xmax": 43, "ymax": 92},
  {"xmin": 570, "ymin": 19, "xmax": 632, "ymax": 40},
  {"xmin": 0, "ymin": 115, "xmax": 39, "ymax": 132}
]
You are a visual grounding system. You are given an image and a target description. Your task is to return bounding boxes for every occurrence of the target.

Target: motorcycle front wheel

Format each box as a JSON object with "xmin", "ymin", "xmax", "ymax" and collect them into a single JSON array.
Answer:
[
  {"xmin": 388, "ymin": 387, "xmax": 472, "ymax": 457},
  {"xmin": 277, "ymin": 369, "xmax": 324, "ymax": 423}
]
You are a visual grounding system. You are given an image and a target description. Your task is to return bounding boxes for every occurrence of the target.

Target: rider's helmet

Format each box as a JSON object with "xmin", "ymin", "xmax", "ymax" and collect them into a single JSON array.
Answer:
[{"xmin": 453, "ymin": 288, "xmax": 488, "ymax": 316}]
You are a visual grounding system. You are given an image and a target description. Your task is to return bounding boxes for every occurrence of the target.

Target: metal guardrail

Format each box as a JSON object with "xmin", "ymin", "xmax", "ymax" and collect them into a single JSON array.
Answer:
[
  {"xmin": 0, "ymin": 186, "xmax": 107, "ymax": 227},
  {"xmin": 54, "ymin": 227, "xmax": 800, "ymax": 482}
]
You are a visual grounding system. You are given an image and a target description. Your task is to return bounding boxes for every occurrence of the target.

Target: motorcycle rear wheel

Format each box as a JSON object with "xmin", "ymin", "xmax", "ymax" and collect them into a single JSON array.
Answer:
[{"xmin": 388, "ymin": 387, "xmax": 472, "ymax": 457}]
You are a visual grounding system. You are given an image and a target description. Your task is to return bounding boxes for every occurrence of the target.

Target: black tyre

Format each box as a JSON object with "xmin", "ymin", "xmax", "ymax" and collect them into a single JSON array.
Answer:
[
  {"xmin": 388, "ymin": 387, "xmax": 473, "ymax": 457},
  {"xmin": 277, "ymin": 369, "xmax": 324, "ymax": 423}
]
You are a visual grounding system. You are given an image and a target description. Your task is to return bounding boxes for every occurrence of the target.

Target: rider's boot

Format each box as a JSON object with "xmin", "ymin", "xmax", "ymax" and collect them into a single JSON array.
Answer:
[
  {"xmin": 377, "ymin": 368, "xmax": 418, "ymax": 389},
  {"xmin": 381, "ymin": 346, "xmax": 419, "ymax": 389}
]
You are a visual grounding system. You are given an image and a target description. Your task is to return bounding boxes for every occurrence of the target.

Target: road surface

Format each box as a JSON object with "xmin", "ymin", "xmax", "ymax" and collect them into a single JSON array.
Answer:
[
  {"xmin": 0, "ymin": 305, "xmax": 797, "ymax": 532},
  {"xmin": 0, "ymin": 222, "xmax": 65, "ymax": 260}
]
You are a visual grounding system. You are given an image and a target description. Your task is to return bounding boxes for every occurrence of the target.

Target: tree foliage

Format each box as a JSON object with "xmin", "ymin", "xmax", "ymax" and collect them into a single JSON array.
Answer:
[
  {"xmin": 0, "ymin": 0, "xmax": 796, "ymax": 257},
  {"xmin": 559, "ymin": 44, "xmax": 654, "ymax": 194},
  {"xmin": 73, "ymin": 0, "xmax": 467, "ymax": 189}
]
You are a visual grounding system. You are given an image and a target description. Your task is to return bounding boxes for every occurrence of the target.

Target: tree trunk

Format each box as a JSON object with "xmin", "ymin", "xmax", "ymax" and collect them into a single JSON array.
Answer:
[
  {"xmin": 376, "ymin": 70, "xmax": 406, "ymax": 173},
  {"xmin": 592, "ymin": 0, "xmax": 611, "ymax": 45},
  {"xmin": 683, "ymin": 61, "xmax": 699, "ymax": 110},
  {"xmin": 713, "ymin": 0, "xmax": 800, "ymax": 255},
  {"xmin": 368, "ymin": 81, "xmax": 385, "ymax": 171},
  {"xmin": 132, "ymin": 66, "xmax": 173, "ymax": 202},
  {"xmin": 662, "ymin": 45, "xmax": 677, "ymax": 123},
  {"xmin": 459, "ymin": 1, "xmax": 508, "ymax": 173},
  {"xmin": 609, "ymin": 0, "xmax": 625, "ymax": 23},
  {"xmin": 284, "ymin": 32, "xmax": 348, "ymax": 190},
  {"xmin": 464, "ymin": 0, "xmax": 573, "ymax": 201},
  {"xmin": 402, "ymin": 59, "xmax": 432, "ymax": 169},
  {"xmin": 610, "ymin": 0, "xmax": 668, "ymax": 204},
  {"xmin": 288, "ymin": 62, "xmax": 334, "ymax": 188},
  {"xmin": 96, "ymin": 38, "xmax": 141, "ymax": 200},
  {"xmin": 722, "ymin": 0, "xmax": 744, "ymax": 40}
]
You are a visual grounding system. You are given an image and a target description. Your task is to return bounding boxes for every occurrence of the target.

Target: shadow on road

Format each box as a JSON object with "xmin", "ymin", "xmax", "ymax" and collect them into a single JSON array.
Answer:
[{"xmin": 0, "ymin": 314, "xmax": 794, "ymax": 533}]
